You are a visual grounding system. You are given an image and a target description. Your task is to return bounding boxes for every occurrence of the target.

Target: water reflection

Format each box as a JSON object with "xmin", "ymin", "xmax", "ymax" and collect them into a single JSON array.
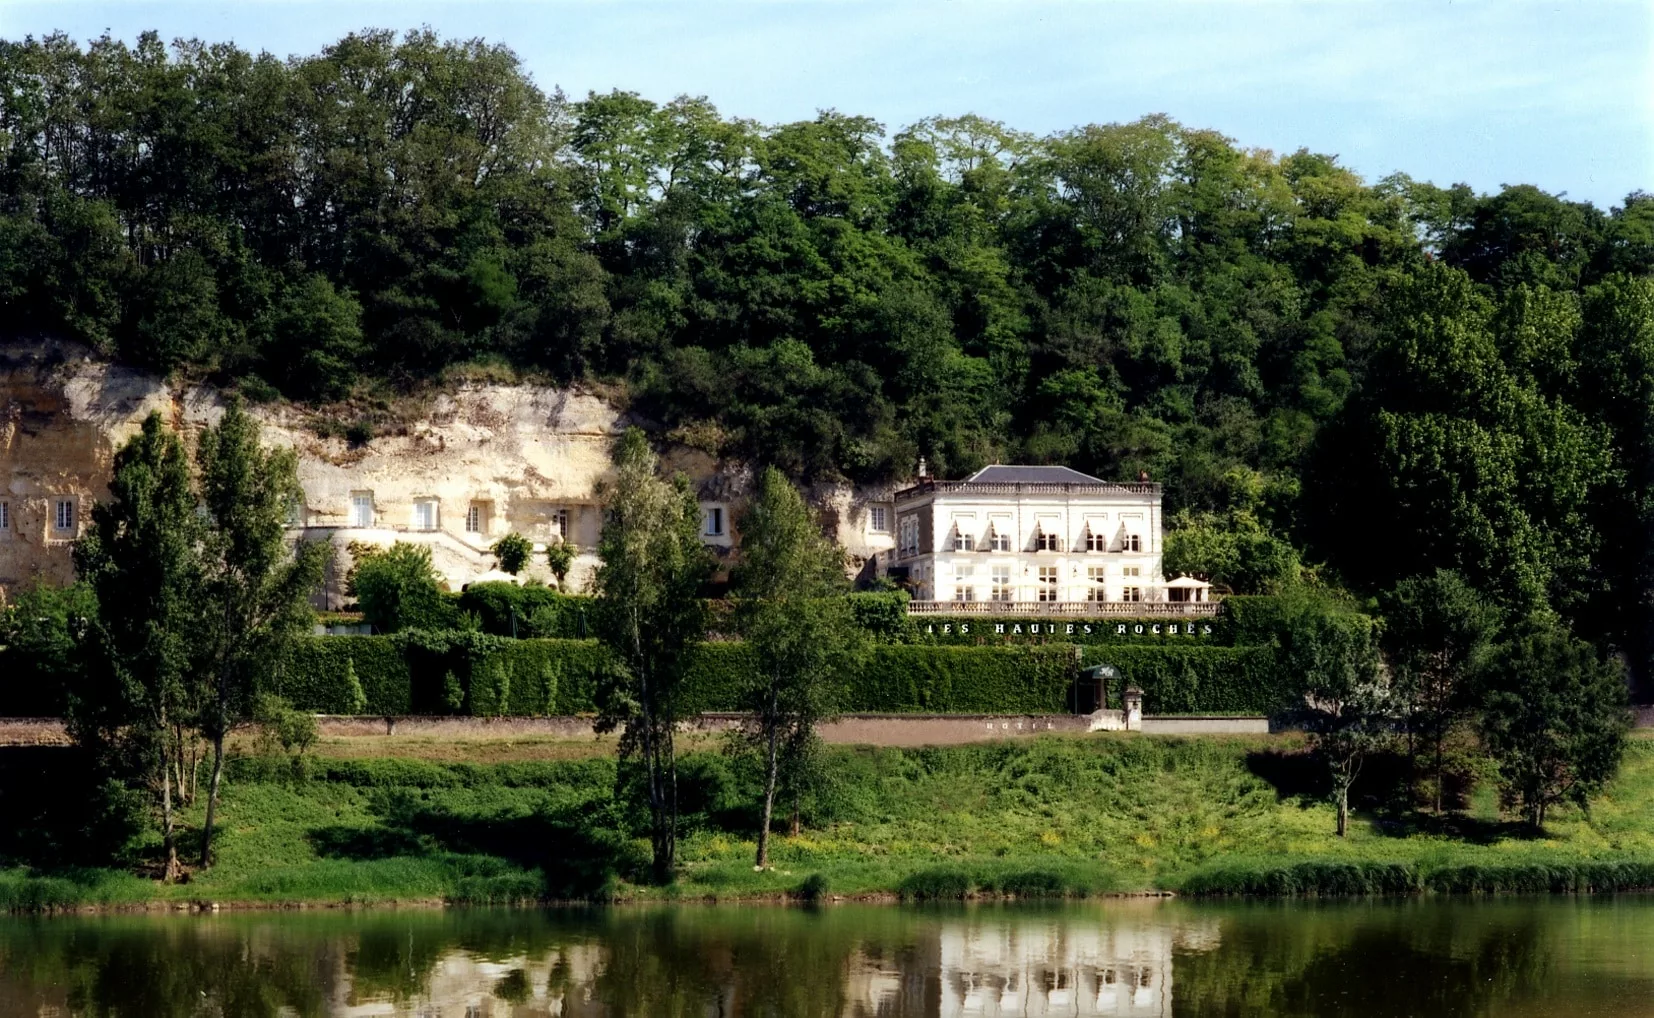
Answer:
[{"xmin": 1, "ymin": 899, "xmax": 1651, "ymax": 1017}]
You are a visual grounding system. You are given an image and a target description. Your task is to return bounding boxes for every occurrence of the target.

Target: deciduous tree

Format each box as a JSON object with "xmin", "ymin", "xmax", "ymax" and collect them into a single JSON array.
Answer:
[
  {"xmin": 731, "ymin": 467, "xmax": 865, "ymax": 868},
  {"xmin": 592, "ymin": 428, "xmax": 712, "ymax": 881},
  {"xmin": 1477, "ymin": 624, "xmax": 1631, "ymax": 830}
]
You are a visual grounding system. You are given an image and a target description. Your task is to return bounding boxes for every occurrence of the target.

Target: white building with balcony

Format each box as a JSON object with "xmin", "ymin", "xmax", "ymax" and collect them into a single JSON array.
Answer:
[{"xmin": 892, "ymin": 465, "xmax": 1214, "ymax": 615}]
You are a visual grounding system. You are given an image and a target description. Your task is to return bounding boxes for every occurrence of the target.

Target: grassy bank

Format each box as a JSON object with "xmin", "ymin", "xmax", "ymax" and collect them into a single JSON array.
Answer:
[{"xmin": 2, "ymin": 733, "xmax": 1653, "ymax": 910}]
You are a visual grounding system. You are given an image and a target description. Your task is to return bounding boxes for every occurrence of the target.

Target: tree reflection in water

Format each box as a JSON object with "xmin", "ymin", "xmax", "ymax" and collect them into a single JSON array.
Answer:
[{"xmin": 0, "ymin": 899, "xmax": 1651, "ymax": 1017}]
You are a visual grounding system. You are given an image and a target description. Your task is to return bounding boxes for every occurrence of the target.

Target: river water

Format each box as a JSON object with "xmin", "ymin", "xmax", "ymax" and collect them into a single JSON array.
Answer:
[{"xmin": 1, "ymin": 898, "xmax": 1651, "ymax": 1016}]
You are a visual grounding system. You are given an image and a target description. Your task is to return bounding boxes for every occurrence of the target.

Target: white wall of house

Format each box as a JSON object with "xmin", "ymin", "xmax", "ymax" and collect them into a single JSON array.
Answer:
[{"xmin": 893, "ymin": 476, "xmax": 1168, "ymax": 603}]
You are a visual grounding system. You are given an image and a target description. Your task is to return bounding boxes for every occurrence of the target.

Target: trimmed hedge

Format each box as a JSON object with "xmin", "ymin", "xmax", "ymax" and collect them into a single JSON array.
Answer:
[
  {"xmin": 279, "ymin": 636, "xmax": 412, "ymax": 714},
  {"xmin": 274, "ymin": 636, "xmax": 1086, "ymax": 716},
  {"xmin": 912, "ymin": 615, "xmax": 1221, "ymax": 646},
  {"xmin": 455, "ymin": 583, "xmax": 594, "ymax": 639},
  {"xmin": 854, "ymin": 645, "xmax": 1081, "ymax": 713},
  {"xmin": 1083, "ymin": 644, "xmax": 1285, "ymax": 714}
]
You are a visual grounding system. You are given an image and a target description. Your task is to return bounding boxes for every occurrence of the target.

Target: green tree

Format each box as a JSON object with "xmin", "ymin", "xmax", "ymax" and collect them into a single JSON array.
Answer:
[
  {"xmin": 1477, "ymin": 624, "xmax": 1631, "ymax": 830},
  {"xmin": 192, "ymin": 399, "xmax": 326, "ymax": 866},
  {"xmin": 592, "ymin": 428, "xmax": 712, "ymax": 881},
  {"xmin": 1279, "ymin": 597, "xmax": 1391, "ymax": 836},
  {"xmin": 731, "ymin": 467, "xmax": 865, "ymax": 868},
  {"xmin": 346, "ymin": 542, "xmax": 451, "ymax": 632},
  {"xmin": 1379, "ymin": 570, "xmax": 1501, "ymax": 813},
  {"xmin": 67, "ymin": 413, "xmax": 203, "ymax": 881},
  {"xmin": 0, "ymin": 581, "xmax": 97, "ymax": 715},
  {"xmin": 491, "ymin": 533, "xmax": 533, "ymax": 575},
  {"xmin": 545, "ymin": 538, "xmax": 576, "ymax": 590},
  {"xmin": 341, "ymin": 658, "xmax": 367, "ymax": 715}
]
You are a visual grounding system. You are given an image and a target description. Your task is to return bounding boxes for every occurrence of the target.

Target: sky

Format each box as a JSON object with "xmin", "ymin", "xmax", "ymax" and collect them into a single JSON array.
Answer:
[{"xmin": 1, "ymin": 0, "xmax": 1649, "ymax": 209}]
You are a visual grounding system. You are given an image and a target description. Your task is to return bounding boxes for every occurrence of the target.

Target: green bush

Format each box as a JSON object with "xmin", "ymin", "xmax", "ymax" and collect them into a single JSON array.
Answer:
[
  {"xmin": 1221, "ymin": 594, "xmax": 1295, "ymax": 646},
  {"xmin": 845, "ymin": 592, "xmax": 918, "ymax": 643},
  {"xmin": 1084, "ymin": 645, "xmax": 1285, "ymax": 714},
  {"xmin": 457, "ymin": 583, "xmax": 595, "ymax": 638}
]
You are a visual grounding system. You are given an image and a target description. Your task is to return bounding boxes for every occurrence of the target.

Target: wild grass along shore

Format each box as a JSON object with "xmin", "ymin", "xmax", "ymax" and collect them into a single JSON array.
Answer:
[{"xmin": 3, "ymin": 732, "xmax": 1653, "ymax": 912}]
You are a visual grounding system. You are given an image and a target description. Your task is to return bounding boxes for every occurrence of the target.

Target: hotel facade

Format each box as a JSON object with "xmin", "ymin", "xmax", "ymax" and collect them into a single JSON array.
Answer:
[{"xmin": 892, "ymin": 465, "xmax": 1214, "ymax": 615}]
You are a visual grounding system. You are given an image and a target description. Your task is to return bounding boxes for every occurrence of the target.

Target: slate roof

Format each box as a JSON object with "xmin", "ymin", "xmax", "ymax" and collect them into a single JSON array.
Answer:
[{"xmin": 962, "ymin": 464, "xmax": 1111, "ymax": 485}]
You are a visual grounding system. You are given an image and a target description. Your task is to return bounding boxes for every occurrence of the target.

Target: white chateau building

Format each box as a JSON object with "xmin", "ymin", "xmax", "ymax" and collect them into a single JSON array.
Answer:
[{"xmin": 892, "ymin": 464, "xmax": 1214, "ymax": 615}]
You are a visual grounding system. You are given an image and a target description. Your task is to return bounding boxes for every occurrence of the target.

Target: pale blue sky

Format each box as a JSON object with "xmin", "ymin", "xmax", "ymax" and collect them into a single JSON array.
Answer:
[{"xmin": 1, "ymin": 1, "xmax": 1649, "ymax": 208}]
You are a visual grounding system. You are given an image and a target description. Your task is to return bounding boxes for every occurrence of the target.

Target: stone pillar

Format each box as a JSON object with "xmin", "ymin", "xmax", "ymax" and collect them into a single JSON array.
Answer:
[{"xmin": 1124, "ymin": 686, "xmax": 1144, "ymax": 732}]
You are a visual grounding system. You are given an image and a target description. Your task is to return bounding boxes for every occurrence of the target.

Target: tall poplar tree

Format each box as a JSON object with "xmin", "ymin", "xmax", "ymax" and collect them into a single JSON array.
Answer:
[
  {"xmin": 592, "ymin": 428, "xmax": 711, "ymax": 882},
  {"xmin": 193, "ymin": 400, "xmax": 326, "ymax": 866},
  {"xmin": 68, "ymin": 414, "xmax": 203, "ymax": 882},
  {"xmin": 731, "ymin": 467, "xmax": 864, "ymax": 868}
]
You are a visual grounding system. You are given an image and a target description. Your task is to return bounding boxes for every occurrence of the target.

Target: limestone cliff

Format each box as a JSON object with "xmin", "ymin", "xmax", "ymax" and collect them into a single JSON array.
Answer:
[{"xmin": 0, "ymin": 342, "xmax": 896, "ymax": 602}]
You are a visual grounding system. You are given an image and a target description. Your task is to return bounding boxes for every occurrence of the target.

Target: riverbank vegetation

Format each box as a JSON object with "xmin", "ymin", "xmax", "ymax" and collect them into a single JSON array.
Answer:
[{"xmin": 1, "ymin": 733, "xmax": 1652, "ymax": 911}]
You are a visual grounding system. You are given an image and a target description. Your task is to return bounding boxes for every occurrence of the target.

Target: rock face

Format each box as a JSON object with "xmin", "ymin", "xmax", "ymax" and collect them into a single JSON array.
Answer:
[{"xmin": 0, "ymin": 342, "xmax": 897, "ymax": 603}]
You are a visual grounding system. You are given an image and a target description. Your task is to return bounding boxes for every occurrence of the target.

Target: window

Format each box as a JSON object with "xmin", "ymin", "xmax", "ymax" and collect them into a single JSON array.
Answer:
[
  {"xmin": 1036, "ymin": 530, "xmax": 1062, "ymax": 552},
  {"xmin": 868, "ymin": 505, "xmax": 888, "ymax": 533},
  {"xmin": 1123, "ymin": 533, "xmax": 1142, "ymax": 553},
  {"xmin": 898, "ymin": 516, "xmax": 919, "ymax": 558},
  {"xmin": 1122, "ymin": 586, "xmax": 1143, "ymax": 602},
  {"xmin": 551, "ymin": 508, "xmax": 570, "ymax": 540},
  {"xmin": 465, "ymin": 503, "xmax": 484, "ymax": 534},
  {"xmin": 412, "ymin": 499, "xmax": 438, "ymax": 532},
  {"xmin": 0, "ymin": 500, "xmax": 9, "ymax": 534},
  {"xmin": 1087, "ymin": 566, "xmax": 1107, "ymax": 601},
  {"xmin": 53, "ymin": 498, "xmax": 75, "ymax": 533},
  {"xmin": 953, "ymin": 585, "xmax": 976, "ymax": 602},
  {"xmin": 991, "ymin": 566, "xmax": 1012, "ymax": 601},
  {"xmin": 953, "ymin": 527, "xmax": 975, "ymax": 552},
  {"xmin": 703, "ymin": 506, "xmax": 724, "ymax": 537},
  {"xmin": 953, "ymin": 565, "xmax": 977, "ymax": 601},
  {"xmin": 1085, "ymin": 529, "xmax": 1108, "ymax": 552},
  {"xmin": 1123, "ymin": 565, "xmax": 1140, "ymax": 578},
  {"xmin": 989, "ymin": 525, "xmax": 1012, "ymax": 552},
  {"xmin": 1038, "ymin": 566, "xmax": 1059, "ymax": 602},
  {"xmin": 350, "ymin": 492, "xmax": 374, "ymax": 528}
]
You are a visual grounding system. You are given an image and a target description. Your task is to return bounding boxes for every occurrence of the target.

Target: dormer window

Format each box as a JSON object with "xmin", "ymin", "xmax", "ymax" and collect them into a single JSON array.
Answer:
[
  {"xmin": 1035, "ymin": 529, "xmax": 1062, "ymax": 552},
  {"xmin": 988, "ymin": 525, "xmax": 1012, "ymax": 552},
  {"xmin": 1123, "ymin": 533, "xmax": 1143, "ymax": 553},
  {"xmin": 1085, "ymin": 528, "xmax": 1108, "ymax": 552},
  {"xmin": 953, "ymin": 527, "xmax": 975, "ymax": 552}
]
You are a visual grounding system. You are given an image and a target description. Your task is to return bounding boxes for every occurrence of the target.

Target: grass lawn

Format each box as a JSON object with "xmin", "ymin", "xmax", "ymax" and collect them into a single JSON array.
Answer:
[{"xmin": 3, "ymin": 731, "xmax": 1653, "ymax": 909}]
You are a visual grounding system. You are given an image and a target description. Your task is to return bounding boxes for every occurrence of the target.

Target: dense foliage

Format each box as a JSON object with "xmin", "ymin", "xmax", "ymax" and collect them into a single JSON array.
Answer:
[{"xmin": 2, "ymin": 29, "xmax": 1652, "ymax": 680}]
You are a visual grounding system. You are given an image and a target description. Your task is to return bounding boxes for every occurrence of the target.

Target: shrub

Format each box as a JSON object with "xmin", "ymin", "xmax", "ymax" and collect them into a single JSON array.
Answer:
[
  {"xmin": 490, "ymin": 533, "xmax": 533, "ymax": 575},
  {"xmin": 794, "ymin": 872, "xmax": 830, "ymax": 902},
  {"xmin": 346, "ymin": 542, "xmax": 455, "ymax": 633},
  {"xmin": 844, "ymin": 592, "xmax": 918, "ymax": 643},
  {"xmin": 456, "ymin": 583, "xmax": 592, "ymax": 638}
]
